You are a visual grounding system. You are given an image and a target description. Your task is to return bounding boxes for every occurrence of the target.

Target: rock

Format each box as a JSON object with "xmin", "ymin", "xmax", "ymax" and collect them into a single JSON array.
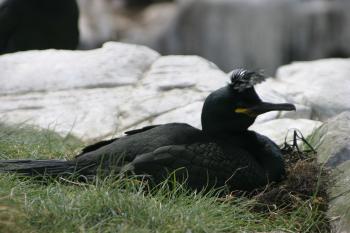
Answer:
[
  {"xmin": 113, "ymin": 55, "xmax": 227, "ymax": 132},
  {"xmin": 2, "ymin": 42, "xmax": 336, "ymax": 142},
  {"xmin": 308, "ymin": 111, "xmax": 350, "ymax": 232},
  {"xmin": 140, "ymin": 55, "xmax": 227, "ymax": 92},
  {"xmin": 3, "ymin": 43, "xmax": 347, "ymax": 145},
  {"xmin": 0, "ymin": 43, "xmax": 227, "ymax": 141},
  {"xmin": 249, "ymin": 118, "xmax": 322, "ymax": 146},
  {"xmin": 279, "ymin": 104, "xmax": 312, "ymax": 120},
  {"xmin": 273, "ymin": 58, "xmax": 350, "ymax": 121},
  {"xmin": 77, "ymin": 0, "xmax": 178, "ymax": 50},
  {"xmin": 151, "ymin": 101, "xmax": 204, "ymax": 128},
  {"xmin": 0, "ymin": 42, "xmax": 160, "ymax": 94},
  {"xmin": 255, "ymin": 82, "xmax": 313, "ymax": 123},
  {"xmin": 77, "ymin": 0, "xmax": 350, "ymax": 74},
  {"xmin": 150, "ymin": 0, "xmax": 350, "ymax": 74}
]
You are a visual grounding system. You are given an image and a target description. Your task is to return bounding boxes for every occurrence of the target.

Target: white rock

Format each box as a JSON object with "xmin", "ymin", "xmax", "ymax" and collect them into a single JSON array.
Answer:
[
  {"xmin": 124, "ymin": 101, "xmax": 205, "ymax": 132},
  {"xmin": 141, "ymin": 55, "xmax": 227, "ymax": 92},
  {"xmin": 255, "ymin": 80, "xmax": 313, "ymax": 123},
  {"xmin": 280, "ymin": 104, "xmax": 312, "ymax": 119},
  {"xmin": 151, "ymin": 101, "xmax": 204, "ymax": 129},
  {"xmin": 250, "ymin": 118, "xmax": 323, "ymax": 145},
  {"xmin": 115, "ymin": 88, "xmax": 207, "ymax": 133},
  {"xmin": 274, "ymin": 58, "xmax": 350, "ymax": 121},
  {"xmin": 2, "ymin": 42, "xmax": 343, "ymax": 144},
  {"xmin": 0, "ymin": 43, "xmax": 226, "ymax": 141},
  {"xmin": 0, "ymin": 42, "xmax": 160, "ymax": 94},
  {"xmin": 0, "ymin": 88, "xmax": 131, "ymax": 141},
  {"xmin": 114, "ymin": 55, "xmax": 226, "ymax": 132}
]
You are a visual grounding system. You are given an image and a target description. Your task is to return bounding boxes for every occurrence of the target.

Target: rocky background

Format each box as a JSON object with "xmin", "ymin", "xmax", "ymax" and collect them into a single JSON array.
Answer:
[
  {"xmin": 0, "ymin": 43, "xmax": 349, "ymax": 231},
  {"xmin": 78, "ymin": 0, "xmax": 350, "ymax": 74},
  {"xmin": 1, "ymin": 0, "xmax": 350, "ymax": 231}
]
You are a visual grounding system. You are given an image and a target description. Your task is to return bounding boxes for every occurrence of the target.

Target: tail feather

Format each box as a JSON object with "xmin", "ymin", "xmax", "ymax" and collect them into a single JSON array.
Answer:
[{"xmin": 0, "ymin": 160, "xmax": 76, "ymax": 176}]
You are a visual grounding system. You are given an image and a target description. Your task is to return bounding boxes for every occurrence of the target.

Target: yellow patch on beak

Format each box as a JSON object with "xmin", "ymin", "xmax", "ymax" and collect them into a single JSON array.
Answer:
[
  {"xmin": 234, "ymin": 108, "xmax": 257, "ymax": 117},
  {"xmin": 235, "ymin": 108, "xmax": 249, "ymax": 114}
]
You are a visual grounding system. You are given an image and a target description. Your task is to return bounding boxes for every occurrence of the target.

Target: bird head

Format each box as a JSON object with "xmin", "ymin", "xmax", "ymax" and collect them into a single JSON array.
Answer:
[{"xmin": 201, "ymin": 69, "xmax": 295, "ymax": 136}]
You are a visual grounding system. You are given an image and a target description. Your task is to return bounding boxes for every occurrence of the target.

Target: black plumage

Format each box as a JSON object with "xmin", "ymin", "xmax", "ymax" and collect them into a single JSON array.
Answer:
[
  {"xmin": 0, "ymin": 0, "xmax": 79, "ymax": 55},
  {"xmin": 0, "ymin": 69, "xmax": 296, "ymax": 191}
]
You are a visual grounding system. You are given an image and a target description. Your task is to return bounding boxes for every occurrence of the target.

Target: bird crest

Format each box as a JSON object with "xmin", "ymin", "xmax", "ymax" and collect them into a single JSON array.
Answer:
[{"xmin": 229, "ymin": 69, "xmax": 266, "ymax": 92}]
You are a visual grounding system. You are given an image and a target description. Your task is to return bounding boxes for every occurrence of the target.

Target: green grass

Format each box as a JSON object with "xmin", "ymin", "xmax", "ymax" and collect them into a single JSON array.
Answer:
[{"xmin": 0, "ymin": 124, "xmax": 328, "ymax": 233}]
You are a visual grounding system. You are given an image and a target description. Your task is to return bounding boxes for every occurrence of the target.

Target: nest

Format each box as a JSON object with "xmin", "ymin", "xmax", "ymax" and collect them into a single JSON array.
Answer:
[{"xmin": 253, "ymin": 130, "xmax": 330, "ymax": 213}]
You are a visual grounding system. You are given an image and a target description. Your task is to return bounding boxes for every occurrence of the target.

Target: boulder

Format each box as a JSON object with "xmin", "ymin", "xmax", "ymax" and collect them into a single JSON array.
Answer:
[
  {"xmin": 77, "ymin": 0, "xmax": 350, "ymax": 74},
  {"xmin": 153, "ymin": 0, "xmax": 350, "ymax": 74},
  {"xmin": 115, "ymin": 55, "xmax": 227, "ymax": 133},
  {"xmin": 308, "ymin": 112, "xmax": 350, "ymax": 232},
  {"xmin": 3, "ymin": 43, "xmax": 348, "ymax": 144},
  {"xmin": 0, "ymin": 42, "xmax": 160, "ymax": 94},
  {"xmin": 269, "ymin": 58, "xmax": 350, "ymax": 121},
  {"xmin": 255, "ymin": 83, "xmax": 313, "ymax": 123},
  {"xmin": 250, "ymin": 118, "xmax": 322, "ymax": 146},
  {"xmin": 0, "ymin": 42, "xmax": 227, "ymax": 141}
]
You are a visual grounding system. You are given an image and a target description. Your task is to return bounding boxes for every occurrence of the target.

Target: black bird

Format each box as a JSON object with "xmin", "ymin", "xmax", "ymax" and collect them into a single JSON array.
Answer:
[
  {"xmin": 0, "ymin": 69, "xmax": 296, "ymax": 191},
  {"xmin": 0, "ymin": 0, "xmax": 79, "ymax": 55}
]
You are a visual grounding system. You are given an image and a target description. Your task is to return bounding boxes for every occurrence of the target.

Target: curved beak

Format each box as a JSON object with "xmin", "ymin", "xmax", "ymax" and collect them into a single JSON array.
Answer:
[{"xmin": 250, "ymin": 102, "xmax": 296, "ymax": 115}]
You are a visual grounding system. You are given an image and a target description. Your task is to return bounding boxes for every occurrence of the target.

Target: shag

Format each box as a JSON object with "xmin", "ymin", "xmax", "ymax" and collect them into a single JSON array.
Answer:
[
  {"xmin": 0, "ymin": 69, "xmax": 296, "ymax": 191},
  {"xmin": 0, "ymin": 0, "xmax": 79, "ymax": 55}
]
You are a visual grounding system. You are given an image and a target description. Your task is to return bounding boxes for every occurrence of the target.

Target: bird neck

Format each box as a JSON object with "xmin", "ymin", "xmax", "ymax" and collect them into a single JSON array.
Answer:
[
  {"xmin": 202, "ymin": 129, "xmax": 250, "ymax": 142},
  {"xmin": 201, "ymin": 118, "xmax": 255, "ymax": 139}
]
